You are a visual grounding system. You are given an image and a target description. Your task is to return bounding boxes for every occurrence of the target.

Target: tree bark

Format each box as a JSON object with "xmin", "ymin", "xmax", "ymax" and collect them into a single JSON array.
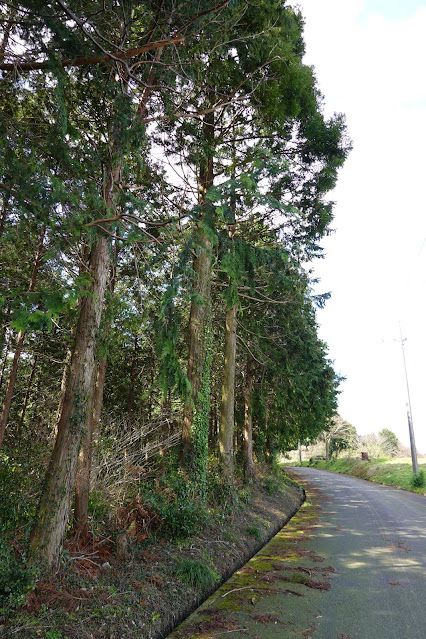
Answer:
[
  {"xmin": 181, "ymin": 229, "xmax": 213, "ymax": 463},
  {"xmin": 158, "ymin": 392, "xmax": 171, "ymax": 478},
  {"xmin": 243, "ymin": 354, "xmax": 255, "ymax": 480},
  {"xmin": 0, "ymin": 226, "xmax": 45, "ymax": 448},
  {"xmin": 17, "ymin": 353, "xmax": 38, "ymax": 437},
  {"xmin": 53, "ymin": 244, "xmax": 89, "ymax": 443},
  {"xmin": 0, "ymin": 324, "xmax": 10, "ymax": 393},
  {"xmin": 73, "ymin": 366, "xmax": 96, "ymax": 526},
  {"xmin": 74, "ymin": 357, "xmax": 106, "ymax": 525},
  {"xmin": 181, "ymin": 93, "xmax": 214, "ymax": 467},
  {"xmin": 29, "ymin": 235, "xmax": 110, "ymax": 569},
  {"xmin": 74, "ymin": 256, "xmax": 117, "ymax": 525},
  {"xmin": 219, "ymin": 303, "xmax": 237, "ymax": 487},
  {"xmin": 0, "ymin": 191, "xmax": 10, "ymax": 242},
  {"xmin": 52, "ymin": 349, "xmax": 71, "ymax": 443},
  {"xmin": 126, "ymin": 336, "xmax": 138, "ymax": 416}
]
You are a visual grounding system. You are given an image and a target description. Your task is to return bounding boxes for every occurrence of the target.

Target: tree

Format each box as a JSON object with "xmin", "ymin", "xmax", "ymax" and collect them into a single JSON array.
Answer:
[
  {"xmin": 379, "ymin": 428, "xmax": 399, "ymax": 457},
  {"xmin": 0, "ymin": 0, "xmax": 350, "ymax": 576},
  {"xmin": 159, "ymin": 0, "xmax": 349, "ymax": 486},
  {"xmin": 4, "ymin": 0, "xmax": 185, "ymax": 570},
  {"xmin": 322, "ymin": 415, "xmax": 358, "ymax": 460}
]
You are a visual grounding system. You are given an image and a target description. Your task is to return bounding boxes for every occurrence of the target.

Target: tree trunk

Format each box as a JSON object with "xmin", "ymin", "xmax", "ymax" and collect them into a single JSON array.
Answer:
[
  {"xmin": 74, "ymin": 357, "xmax": 107, "ymax": 525},
  {"xmin": 0, "ymin": 332, "xmax": 25, "ymax": 446},
  {"xmin": 219, "ymin": 302, "xmax": 237, "ymax": 487},
  {"xmin": 181, "ymin": 93, "xmax": 214, "ymax": 467},
  {"xmin": 325, "ymin": 436, "xmax": 330, "ymax": 461},
  {"xmin": 0, "ymin": 324, "xmax": 10, "ymax": 393},
  {"xmin": 52, "ymin": 349, "xmax": 71, "ymax": 443},
  {"xmin": 181, "ymin": 229, "xmax": 213, "ymax": 464},
  {"xmin": 126, "ymin": 336, "xmax": 138, "ymax": 416},
  {"xmin": 74, "ymin": 256, "xmax": 117, "ymax": 525},
  {"xmin": 0, "ymin": 191, "xmax": 10, "ymax": 242},
  {"xmin": 52, "ymin": 244, "xmax": 89, "ymax": 443},
  {"xmin": 243, "ymin": 355, "xmax": 255, "ymax": 480},
  {"xmin": 29, "ymin": 235, "xmax": 110, "ymax": 569},
  {"xmin": 147, "ymin": 354, "xmax": 155, "ymax": 421},
  {"xmin": 158, "ymin": 392, "xmax": 171, "ymax": 478},
  {"xmin": 265, "ymin": 396, "xmax": 271, "ymax": 463},
  {"xmin": 0, "ymin": 226, "xmax": 45, "ymax": 448},
  {"xmin": 17, "ymin": 353, "xmax": 38, "ymax": 437}
]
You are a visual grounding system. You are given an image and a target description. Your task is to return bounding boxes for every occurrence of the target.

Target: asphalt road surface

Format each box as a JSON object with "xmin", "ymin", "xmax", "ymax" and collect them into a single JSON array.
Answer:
[{"xmin": 289, "ymin": 467, "xmax": 426, "ymax": 638}]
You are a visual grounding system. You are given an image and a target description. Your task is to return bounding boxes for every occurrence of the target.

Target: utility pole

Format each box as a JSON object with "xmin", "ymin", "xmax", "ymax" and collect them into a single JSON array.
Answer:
[
  {"xmin": 406, "ymin": 407, "xmax": 419, "ymax": 475},
  {"xmin": 298, "ymin": 439, "xmax": 302, "ymax": 464},
  {"xmin": 399, "ymin": 323, "xmax": 419, "ymax": 474}
]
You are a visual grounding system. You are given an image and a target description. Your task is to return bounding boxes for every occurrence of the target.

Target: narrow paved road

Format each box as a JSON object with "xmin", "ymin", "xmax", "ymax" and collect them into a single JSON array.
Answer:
[
  {"xmin": 169, "ymin": 469, "xmax": 426, "ymax": 639},
  {"xmin": 289, "ymin": 467, "xmax": 426, "ymax": 638}
]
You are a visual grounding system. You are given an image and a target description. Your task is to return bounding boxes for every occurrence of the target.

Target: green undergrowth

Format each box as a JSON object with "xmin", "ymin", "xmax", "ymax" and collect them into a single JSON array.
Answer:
[
  {"xmin": 175, "ymin": 558, "xmax": 220, "ymax": 590},
  {"xmin": 0, "ymin": 446, "xmax": 47, "ymax": 615},
  {"xmin": 1, "ymin": 457, "xmax": 303, "ymax": 636},
  {"xmin": 298, "ymin": 457, "xmax": 426, "ymax": 494}
]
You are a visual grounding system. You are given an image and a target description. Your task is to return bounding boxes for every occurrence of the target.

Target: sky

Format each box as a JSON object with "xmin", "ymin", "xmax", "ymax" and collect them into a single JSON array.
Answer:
[{"xmin": 295, "ymin": 0, "xmax": 426, "ymax": 454}]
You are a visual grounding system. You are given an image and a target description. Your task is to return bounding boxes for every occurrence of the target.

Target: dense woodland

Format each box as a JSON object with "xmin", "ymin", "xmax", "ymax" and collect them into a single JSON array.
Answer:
[{"xmin": 0, "ymin": 0, "xmax": 350, "ymax": 612}]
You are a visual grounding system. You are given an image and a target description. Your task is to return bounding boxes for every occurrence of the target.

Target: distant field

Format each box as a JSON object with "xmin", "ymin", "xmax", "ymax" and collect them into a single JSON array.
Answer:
[{"xmin": 288, "ymin": 457, "xmax": 426, "ymax": 495}]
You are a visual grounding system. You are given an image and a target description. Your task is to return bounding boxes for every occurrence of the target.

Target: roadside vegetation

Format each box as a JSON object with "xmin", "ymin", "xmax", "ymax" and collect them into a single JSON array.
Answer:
[
  {"xmin": 0, "ymin": 2, "xmax": 351, "ymax": 634},
  {"xmin": 284, "ymin": 415, "xmax": 426, "ymax": 495},
  {"xmin": 299, "ymin": 457, "xmax": 426, "ymax": 495},
  {"xmin": 0, "ymin": 462, "xmax": 303, "ymax": 639}
]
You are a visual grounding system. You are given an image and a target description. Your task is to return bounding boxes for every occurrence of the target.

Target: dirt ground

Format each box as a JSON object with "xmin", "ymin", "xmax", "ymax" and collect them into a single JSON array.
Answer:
[{"xmin": 3, "ymin": 474, "xmax": 304, "ymax": 639}]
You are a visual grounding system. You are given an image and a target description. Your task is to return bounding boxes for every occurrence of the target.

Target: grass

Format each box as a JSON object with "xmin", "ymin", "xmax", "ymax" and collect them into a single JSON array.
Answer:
[
  {"xmin": 175, "ymin": 558, "xmax": 220, "ymax": 590},
  {"xmin": 246, "ymin": 525, "xmax": 263, "ymax": 541},
  {"xmin": 295, "ymin": 456, "xmax": 426, "ymax": 495}
]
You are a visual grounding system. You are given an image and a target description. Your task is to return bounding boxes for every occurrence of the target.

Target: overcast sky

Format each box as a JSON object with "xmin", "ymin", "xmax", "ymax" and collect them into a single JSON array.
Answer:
[{"xmin": 295, "ymin": 0, "xmax": 426, "ymax": 453}]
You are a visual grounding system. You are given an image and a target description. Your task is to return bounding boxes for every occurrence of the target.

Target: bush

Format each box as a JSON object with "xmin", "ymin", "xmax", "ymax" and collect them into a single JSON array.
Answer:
[
  {"xmin": 0, "ymin": 542, "xmax": 35, "ymax": 615},
  {"xmin": 88, "ymin": 490, "xmax": 111, "ymax": 521},
  {"xmin": 237, "ymin": 488, "xmax": 252, "ymax": 505},
  {"xmin": 175, "ymin": 558, "xmax": 219, "ymax": 590},
  {"xmin": 410, "ymin": 470, "xmax": 425, "ymax": 489},
  {"xmin": 262, "ymin": 477, "xmax": 279, "ymax": 496},
  {"xmin": 139, "ymin": 474, "xmax": 208, "ymax": 539},
  {"xmin": 246, "ymin": 525, "xmax": 262, "ymax": 541},
  {"xmin": 0, "ymin": 453, "xmax": 38, "ymax": 534},
  {"xmin": 206, "ymin": 456, "xmax": 235, "ymax": 509}
]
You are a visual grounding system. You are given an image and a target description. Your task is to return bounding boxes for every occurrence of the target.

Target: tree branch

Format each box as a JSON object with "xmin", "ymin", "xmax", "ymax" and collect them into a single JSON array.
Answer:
[
  {"xmin": 173, "ymin": 0, "xmax": 231, "ymax": 36},
  {"xmin": 0, "ymin": 37, "xmax": 184, "ymax": 71}
]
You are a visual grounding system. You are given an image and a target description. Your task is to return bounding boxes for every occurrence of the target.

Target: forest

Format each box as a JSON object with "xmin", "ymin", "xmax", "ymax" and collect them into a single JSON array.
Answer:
[{"xmin": 0, "ymin": 0, "xmax": 350, "ymax": 628}]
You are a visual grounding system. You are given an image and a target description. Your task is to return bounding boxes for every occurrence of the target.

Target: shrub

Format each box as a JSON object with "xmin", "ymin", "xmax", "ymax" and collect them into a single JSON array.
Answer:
[
  {"xmin": 262, "ymin": 477, "xmax": 279, "ymax": 496},
  {"xmin": 88, "ymin": 490, "xmax": 110, "ymax": 521},
  {"xmin": 206, "ymin": 456, "xmax": 235, "ymax": 509},
  {"xmin": 246, "ymin": 525, "xmax": 262, "ymax": 541},
  {"xmin": 175, "ymin": 558, "xmax": 219, "ymax": 590},
  {"xmin": 139, "ymin": 474, "xmax": 208, "ymax": 539},
  {"xmin": 410, "ymin": 470, "xmax": 425, "ymax": 489},
  {"xmin": 0, "ymin": 542, "xmax": 35, "ymax": 615},
  {"xmin": 237, "ymin": 488, "xmax": 252, "ymax": 505},
  {"xmin": 0, "ymin": 453, "xmax": 38, "ymax": 533}
]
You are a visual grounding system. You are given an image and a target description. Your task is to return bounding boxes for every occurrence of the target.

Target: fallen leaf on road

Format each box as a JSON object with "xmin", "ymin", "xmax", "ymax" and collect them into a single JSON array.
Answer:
[
  {"xmin": 253, "ymin": 614, "xmax": 282, "ymax": 623},
  {"xmin": 388, "ymin": 581, "xmax": 403, "ymax": 586},
  {"xmin": 304, "ymin": 580, "xmax": 331, "ymax": 591},
  {"xmin": 299, "ymin": 623, "xmax": 316, "ymax": 637}
]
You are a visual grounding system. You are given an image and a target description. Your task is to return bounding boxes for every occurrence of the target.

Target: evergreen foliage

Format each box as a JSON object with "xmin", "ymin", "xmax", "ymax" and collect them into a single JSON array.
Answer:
[{"xmin": 0, "ymin": 0, "xmax": 350, "ymax": 591}]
